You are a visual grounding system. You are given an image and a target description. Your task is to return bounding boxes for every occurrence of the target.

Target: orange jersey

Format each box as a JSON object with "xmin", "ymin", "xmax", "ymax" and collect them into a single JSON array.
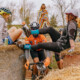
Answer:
[{"xmin": 25, "ymin": 34, "xmax": 47, "ymax": 51}]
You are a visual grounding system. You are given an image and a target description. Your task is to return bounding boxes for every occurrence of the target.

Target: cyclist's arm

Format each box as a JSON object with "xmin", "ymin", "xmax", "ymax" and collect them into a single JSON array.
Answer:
[
  {"xmin": 44, "ymin": 50, "xmax": 50, "ymax": 67},
  {"xmin": 25, "ymin": 37, "xmax": 30, "ymax": 44},
  {"xmin": 25, "ymin": 50, "xmax": 30, "ymax": 60},
  {"xmin": 68, "ymin": 22, "xmax": 77, "ymax": 49},
  {"xmin": 25, "ymin": 36, "xmax": 32, "ymax": 60},
  {"xmin": 45, "ymin": 50, "xmax": 50, "ymax": 58}
]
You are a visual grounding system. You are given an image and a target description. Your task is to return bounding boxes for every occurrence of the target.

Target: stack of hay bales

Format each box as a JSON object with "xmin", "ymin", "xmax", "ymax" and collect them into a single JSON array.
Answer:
[
  {"xmin": 43, "ymin": 42, "xmax": 80, "ymax": 80},
  {"xmin": 61, "ymin": 42, "xmax": 80, "ymax": 67},
  {"xmin": 61, "ymin": 42, "xmax": 80, "ymax": 56},
  {"xmin": 43, "ymin": 65, "xmax": 80, "ymax": 80},
  {"xmin": 0, "ymin": 45, "xmax": 25, "ymax": 80}
]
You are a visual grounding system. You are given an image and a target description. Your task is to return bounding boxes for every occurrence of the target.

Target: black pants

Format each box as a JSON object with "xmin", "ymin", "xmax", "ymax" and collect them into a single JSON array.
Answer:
[
  {"xmin": 31, "ymin": 27, "xmax": 61, "ymax": 52},
  {"xmin": 55, "ymin": 52, "xmax": 61, "ymax": 61},
  {"xmin": 30, "ymin": 50, "xmax": 46, "ymax": 61}
]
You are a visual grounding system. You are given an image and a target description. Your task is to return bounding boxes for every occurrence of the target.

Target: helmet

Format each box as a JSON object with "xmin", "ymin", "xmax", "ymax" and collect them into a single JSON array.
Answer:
[
  {"xmin": 0, "ymin": 8, "xmax": 12, "ymax": 15},
  {"xmin": 29, "ymin": 22, "xmax": 40, "ymax": 30},
  {"xmin": 65, "ymin": 9, "xmax": 78, "ymax": 17}
]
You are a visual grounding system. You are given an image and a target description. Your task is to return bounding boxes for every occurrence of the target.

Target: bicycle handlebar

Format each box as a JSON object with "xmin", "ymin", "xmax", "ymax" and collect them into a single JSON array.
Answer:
[
  {"xmin": 28, "ymin": 62, "xmax": 44, "ymax": 70},
  {"xmin": 29, "ymin": 62, "xmax": 44, "ymax": 66}
]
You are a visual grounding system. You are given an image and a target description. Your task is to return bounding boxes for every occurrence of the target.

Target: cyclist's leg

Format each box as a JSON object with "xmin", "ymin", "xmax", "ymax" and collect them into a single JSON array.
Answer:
[
  {"xmin": 38, "ymin": 50, "xmax": 49, "ymax": 74},
  {"xmin": 55, "ymin": 52, "xmax": 60, "ymax": 62},
  {"xmin": 30, "ymin": 50, "xmax": 39, "ymax": 75},
  {"xmin": 31, "ymin": 42, "xmax": 61, "ymax": 52},
  {"xmin": 57, "ymin": 59, "xmax": 63, "ymax": 69},
  {"xmin": 8, "ymin": 28, "xmax": 23, "ymax": 42},
  {"xmin": 55, "ymin": 52, "xmax": 63, "ymax": 69},
  {"xmin": 39, "ymin": 27, "xmax": 60, "ymax": 42},
  {"xmin": 8, "ymin": 27, "xmax": 17, "ymax": 33},
  {"xmin": 32, "ymin": 58, "xmax": 39, "ymax": 75},
  {"xmin": 4, "ymin": 27, "xmax": 22, "ymax": 44},
  {"xmin": 38, "ymin": 50, "xmax": 46, "ymax": 61}
]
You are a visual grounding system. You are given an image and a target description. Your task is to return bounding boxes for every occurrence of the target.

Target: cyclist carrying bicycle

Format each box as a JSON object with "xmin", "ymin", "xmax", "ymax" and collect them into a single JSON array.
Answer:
[{"xmin": 22, "ymin": 22, "xmax": 50, "ymax": 80}]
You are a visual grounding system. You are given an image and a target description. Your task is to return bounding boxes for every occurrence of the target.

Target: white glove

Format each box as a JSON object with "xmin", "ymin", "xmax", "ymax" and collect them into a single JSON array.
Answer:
[{"xmin": 68, "ymin": 48, "xmax": 74, "ymax": 53}]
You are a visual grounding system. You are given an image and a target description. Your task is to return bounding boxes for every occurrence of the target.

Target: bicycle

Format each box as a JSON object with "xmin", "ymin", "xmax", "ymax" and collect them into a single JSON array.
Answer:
[
  {"xmin": 25, "ymin": 61, "xmax": 50, "ymax": 80},
  {"xmin": 15, "ymin": 42, "xmax": 51, "ymax": 80}
]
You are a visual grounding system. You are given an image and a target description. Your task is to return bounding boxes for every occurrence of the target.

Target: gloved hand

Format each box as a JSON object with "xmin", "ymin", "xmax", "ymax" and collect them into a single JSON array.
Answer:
[
  {"xmin": 24, "ymin": 60, "xmax": 29, "ymax": 70},
  {"xmin": 31, "ymin": 29, "xmax": 39, "ymax": 34},
  {"xmin": 24, "ymin": 44, "xmax": 31, "ymax": 49},
  {"xmin": 44, "ymin": 57, "xmax": 50, "ymax": 67},
  {"xmin": 22, "ymin": 21, "xmax": 26, "ymax": 25},
  {"xmin": 16, "ymin": 43, "xmax": 24, "ymax": 49},
  {"xmin": 68, "ymin": 48, "xmax": 74, "ymax": 53}
]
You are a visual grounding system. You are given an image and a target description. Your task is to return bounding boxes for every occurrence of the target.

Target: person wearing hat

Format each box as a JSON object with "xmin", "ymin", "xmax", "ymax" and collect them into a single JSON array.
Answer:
[
  {"xmin": 23, "ymin": 9, "xmax": 78, "ymax": 59},
  {"xmin": 0, "ymin": 8, "xmax": 23, "ymax": 45}
]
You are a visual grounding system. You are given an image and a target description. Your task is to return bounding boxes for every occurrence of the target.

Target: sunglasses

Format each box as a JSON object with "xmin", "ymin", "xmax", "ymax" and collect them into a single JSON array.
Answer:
[{"xmin": 31, "ymin": 27, "xmax": 39, "ymax": 30}]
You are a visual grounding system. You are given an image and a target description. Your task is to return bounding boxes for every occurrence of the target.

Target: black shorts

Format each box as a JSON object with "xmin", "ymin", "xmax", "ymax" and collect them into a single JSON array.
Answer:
[{"xmin": 30, "ymin": 50, "xmax": 46, "ymax": 61}]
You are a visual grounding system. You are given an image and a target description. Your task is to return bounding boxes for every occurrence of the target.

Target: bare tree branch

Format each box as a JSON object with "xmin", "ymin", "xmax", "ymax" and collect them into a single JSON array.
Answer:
[
  {"xmin": 51, "ymin": 0, "xmax": 78, "ymax": 26},
  {"xmin": 70, "ymin": 0, "xmax": 79, "ymax": 9}
]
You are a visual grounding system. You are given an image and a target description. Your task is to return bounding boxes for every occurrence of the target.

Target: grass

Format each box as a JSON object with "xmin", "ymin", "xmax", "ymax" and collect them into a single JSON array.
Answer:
[
  {"xmin": 46, "ymin": 35, "xmax": 58, "ymax": 69},
  {"xmin": 8, "ymin": 25, "xmax": 22, "ymax": 29},
  {"xmin": 49, "ymin": 54, "xmax": 58, "ymax": 69}
]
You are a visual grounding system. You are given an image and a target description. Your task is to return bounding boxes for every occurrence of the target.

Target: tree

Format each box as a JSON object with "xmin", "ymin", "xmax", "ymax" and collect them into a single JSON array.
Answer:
[
  {"xmin": 52, "ymin": 0, "xmax": 70, "ymax": 27},
  {"xmin": 25, "ymin": 16, "xmax": 30, "ymax": 26},
  {"xmin": 51, "ymin": 0, "xmax": 79, "ymax": 27},
  {"xmin": 50, "ymin": 15, "xmax": 57, "ymax": 27},
  {"xmin": 0, "ymin": 1, "xmax": 16, "ymax": 25},
  {"xmin": 8, "ymin": 3, "xmax": 16, "ymax": 25},
  {"xmin": 19, "ymin": 0, "xmax": 35, "ymax": 25},
  {"xmin": 70, "ymin": 0, "xmax": 79, "ymax": 9}
]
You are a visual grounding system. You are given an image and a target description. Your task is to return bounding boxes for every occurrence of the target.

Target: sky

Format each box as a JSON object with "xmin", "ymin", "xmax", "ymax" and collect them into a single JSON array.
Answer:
[
  {"xmin": 0, "ymin": 0, "xmax": 54, "ymax": 24},
  {"xmin": 28, "ymin": 0, "xmax": 53, "ymax": 10},
  {"xmin": 0, "ymin": 0, "xmax": 80, "ymax": 25}
]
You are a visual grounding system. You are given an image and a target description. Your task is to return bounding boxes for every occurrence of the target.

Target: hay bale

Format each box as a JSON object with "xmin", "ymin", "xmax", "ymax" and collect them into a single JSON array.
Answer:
[
  {"xmin": 0, "ymin": 45, "xmax": 25, "ymax": 80},
  {"xmin": 43, "ymin": 42, "xmax": 80, "ymax": 80},
  {"xmin": 43, "ymin": 65, "xmax": 80, "ymax": 80},
  {"xmin": 61, "ymin": 42, "xmax": 80, "ymax": 56},
  {"xmin": 60, "ymin": 42, "xmax": 80, "ymax": 67}
]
